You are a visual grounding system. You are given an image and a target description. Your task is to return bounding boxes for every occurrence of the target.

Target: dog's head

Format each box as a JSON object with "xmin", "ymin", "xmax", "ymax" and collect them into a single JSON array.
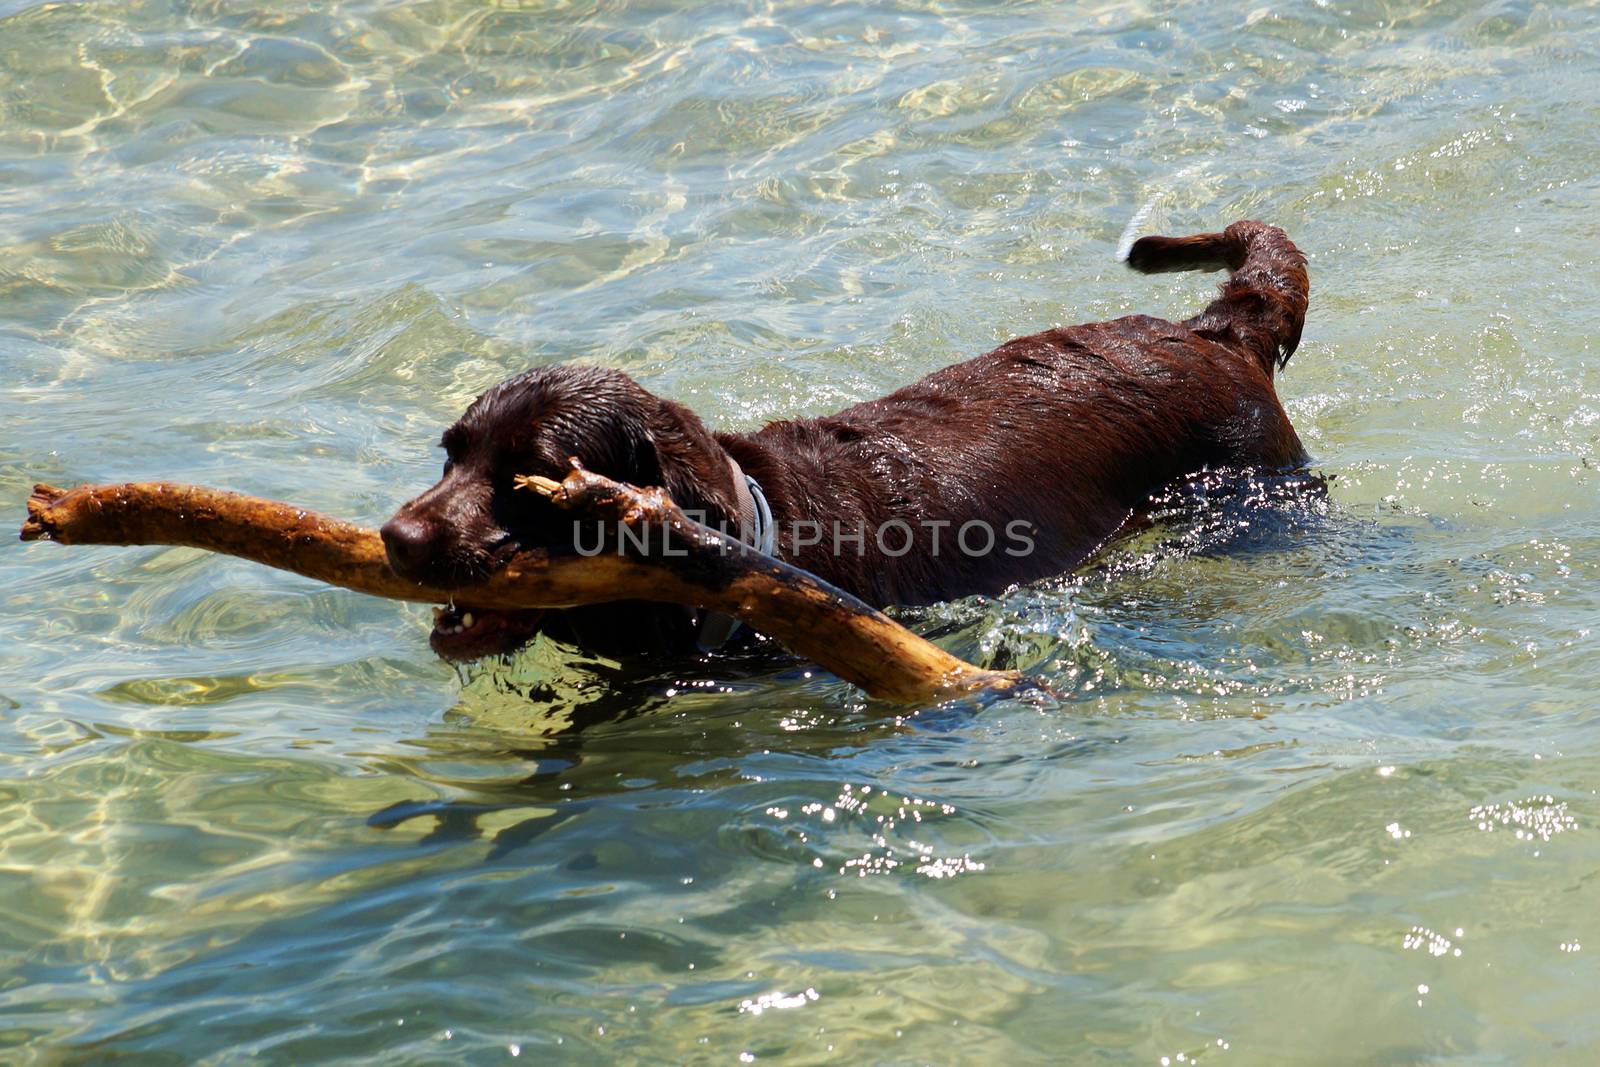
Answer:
[{"xmin": 381, "ymin": 365, "xmax": 742, "ymax": 660}]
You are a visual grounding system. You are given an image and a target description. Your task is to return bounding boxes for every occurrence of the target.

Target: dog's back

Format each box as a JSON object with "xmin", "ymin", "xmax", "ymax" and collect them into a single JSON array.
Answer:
[{"xmin": 725, "ymin": 222, "xmax": 1312, "ymax": 605}]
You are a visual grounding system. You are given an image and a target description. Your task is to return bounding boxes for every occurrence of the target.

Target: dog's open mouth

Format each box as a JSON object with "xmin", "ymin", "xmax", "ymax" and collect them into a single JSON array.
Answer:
[{"xmin": 429, "ymin": 604, "xmax": 546, "ymax": 661}]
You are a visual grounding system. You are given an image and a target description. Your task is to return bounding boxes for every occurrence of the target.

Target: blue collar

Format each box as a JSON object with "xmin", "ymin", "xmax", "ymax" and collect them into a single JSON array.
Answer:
[{"xmin": 695, "ymin": 463, "xmax": 774, "ymax": 651}]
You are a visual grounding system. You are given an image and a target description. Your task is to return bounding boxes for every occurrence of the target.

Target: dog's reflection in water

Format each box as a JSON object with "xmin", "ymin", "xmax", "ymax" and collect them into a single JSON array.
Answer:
[{"xmin": 364, "ymin": 636, "xmax": 838, "ymax": 859}]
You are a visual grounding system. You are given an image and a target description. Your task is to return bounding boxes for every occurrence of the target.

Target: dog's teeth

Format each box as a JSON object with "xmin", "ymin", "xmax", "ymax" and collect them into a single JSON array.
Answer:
[{"xmin": 461, "ymin": 612, "xmax": 474, "ymax": 628}]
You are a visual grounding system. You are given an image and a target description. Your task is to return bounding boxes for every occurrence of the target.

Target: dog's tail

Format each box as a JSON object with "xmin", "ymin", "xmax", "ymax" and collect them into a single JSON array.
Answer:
[{"xmin": 1125, "ymin": 220, "xmax": 1308, "ymax": 376}]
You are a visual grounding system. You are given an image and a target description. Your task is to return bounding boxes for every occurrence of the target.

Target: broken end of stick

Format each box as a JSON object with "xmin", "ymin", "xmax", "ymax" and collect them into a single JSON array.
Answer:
[
  {"xmin": 515, "ymin": 456, "xmax": 586, "ymax": 489},
  {"xmin": 20, "ymin": 483, "xmax": 69, "ymax": 542},
  {"xmin": 944, "ymin": 665, "xmax": 1031, "ymax": 701},
  {"xmin": 515, "ymin": 461, "xmax": 679, "ymax": 531},
  {"xmin": 515, "ymin": 457, "xmax": 598, "ymax": 505},
  {"xmin": 513, "ymin": 474, "xmax": 565, "ymax": 499},
  {"xmin": 856, "ymin": 664, "xmax": 1032, "ymax": 706}
]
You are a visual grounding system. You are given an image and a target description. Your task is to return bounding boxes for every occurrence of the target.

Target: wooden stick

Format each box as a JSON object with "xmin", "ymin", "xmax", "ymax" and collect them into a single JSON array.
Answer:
[{"xmin": 20, "ymin": 470, "xmax": 1024, "ymax": 705}]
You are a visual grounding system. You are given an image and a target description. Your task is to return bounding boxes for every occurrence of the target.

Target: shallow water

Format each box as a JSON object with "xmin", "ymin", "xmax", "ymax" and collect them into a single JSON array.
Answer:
[{"xmin": 2, "ymin": 0, "xmax": 1597, "ymax": 1062}]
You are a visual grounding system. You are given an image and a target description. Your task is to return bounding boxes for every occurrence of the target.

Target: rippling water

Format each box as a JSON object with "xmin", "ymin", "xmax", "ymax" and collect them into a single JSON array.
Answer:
[{"xmin": 3, "ymin": 0, "xmax": 1597, "ymax": 1061}]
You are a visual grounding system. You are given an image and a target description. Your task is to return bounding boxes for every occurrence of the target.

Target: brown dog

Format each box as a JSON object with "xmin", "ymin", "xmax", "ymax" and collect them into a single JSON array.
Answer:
[{"xmin": 382, "ymin": 220, "xmax": 1309, "ymax": 661}]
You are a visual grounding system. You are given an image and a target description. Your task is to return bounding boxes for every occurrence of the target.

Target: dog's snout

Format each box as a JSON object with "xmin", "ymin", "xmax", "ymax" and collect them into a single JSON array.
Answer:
[{"xmin": 380, "ymin": 514, "xmax": 437, "ymax": 580}]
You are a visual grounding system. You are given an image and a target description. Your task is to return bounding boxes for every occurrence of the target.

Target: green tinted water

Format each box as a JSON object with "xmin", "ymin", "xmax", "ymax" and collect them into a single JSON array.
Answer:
[{"xmin": 2, "ymin": 0, "xmax": 1597, "ymax": 1062}]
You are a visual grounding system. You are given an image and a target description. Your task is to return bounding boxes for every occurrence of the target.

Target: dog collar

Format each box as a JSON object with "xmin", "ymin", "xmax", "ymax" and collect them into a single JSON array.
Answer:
[
  {"xmin": 743, "ymin": 472, "xmax": 776, "ymax": 556},
  {"xmin": 695, "ymin": 457, "xmax": 774, "ymax": 651}
]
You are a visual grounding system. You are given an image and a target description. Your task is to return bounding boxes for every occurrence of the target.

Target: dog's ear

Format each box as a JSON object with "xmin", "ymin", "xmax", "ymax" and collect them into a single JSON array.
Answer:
[
  {"xmin": 491, "ymin": 366, "xmax": 741, "ymax": 528},
  {"xmin": 635, "ymin": 396, "xmax": 742, "ymax": 527}
]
